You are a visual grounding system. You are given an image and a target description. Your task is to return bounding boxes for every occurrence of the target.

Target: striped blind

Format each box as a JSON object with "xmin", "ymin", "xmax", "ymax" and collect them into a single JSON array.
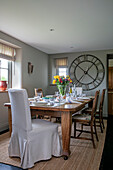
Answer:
[
  {"xmin": 55, "ymin": 58, "xmax": 68, "ymax": 68},
  {"xmin": 0, "ymin": 43, "xmax": 16, "ymax": 61}
]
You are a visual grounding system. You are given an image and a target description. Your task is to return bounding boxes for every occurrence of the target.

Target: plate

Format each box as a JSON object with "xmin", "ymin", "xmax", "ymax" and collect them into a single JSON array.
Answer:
[
  {"xmin": 30, "ymin": 101, "xmax": 47, "ymax": 105},
  {"xmin": 78, "ymin": 97, "xmax": 90, "ymax": 100},
  {"xmin": 45, "ymin": 95, "xmax": 54, "ymax": 98}
]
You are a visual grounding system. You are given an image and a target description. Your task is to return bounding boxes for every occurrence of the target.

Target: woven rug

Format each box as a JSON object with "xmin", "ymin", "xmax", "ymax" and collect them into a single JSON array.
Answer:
[{"xmin": 0, "ymin": 121, "xmax": 107, "ymax": 170}]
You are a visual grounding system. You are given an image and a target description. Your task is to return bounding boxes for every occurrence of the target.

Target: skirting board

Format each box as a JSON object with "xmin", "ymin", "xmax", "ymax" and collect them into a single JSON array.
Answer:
[{"xmin": 0, "ymin": 122, "xmax": 9, "ymax": 132}]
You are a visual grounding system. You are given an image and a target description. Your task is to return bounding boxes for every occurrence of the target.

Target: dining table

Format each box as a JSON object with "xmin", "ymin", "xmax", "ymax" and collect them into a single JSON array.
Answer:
[{"xmin": 4, "ymin": 96, "xmax": 94, "ymax": 159}]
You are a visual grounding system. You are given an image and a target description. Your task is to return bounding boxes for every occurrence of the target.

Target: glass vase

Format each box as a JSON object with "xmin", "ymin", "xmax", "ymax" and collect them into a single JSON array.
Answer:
[{"xmin": 57, "ymin": 85, "xmax": 67, "ymax": 96}]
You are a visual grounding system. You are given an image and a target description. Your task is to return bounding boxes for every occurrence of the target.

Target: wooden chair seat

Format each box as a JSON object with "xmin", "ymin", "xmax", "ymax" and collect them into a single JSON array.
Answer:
[{"xmin": 73, "ymin": 114, "xmax": 91, "ymax": 121}]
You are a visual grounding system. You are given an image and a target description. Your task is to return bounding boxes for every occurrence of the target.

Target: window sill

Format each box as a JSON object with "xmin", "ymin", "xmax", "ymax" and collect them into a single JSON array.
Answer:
[{"xmin": 0, "ymin": 90, "xmax": 8, "ymax": 93}]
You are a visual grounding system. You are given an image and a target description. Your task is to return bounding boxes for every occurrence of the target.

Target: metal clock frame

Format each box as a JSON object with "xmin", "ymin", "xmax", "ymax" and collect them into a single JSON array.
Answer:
[{"xmin": 69, "ymin": 54, "xmax": 105, "ymax": 91}]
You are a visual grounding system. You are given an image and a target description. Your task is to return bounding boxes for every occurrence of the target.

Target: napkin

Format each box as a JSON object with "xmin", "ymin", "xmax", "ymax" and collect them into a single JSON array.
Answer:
[
  {"xmin": 36, "ymin": 100, "xmax": 48, "ymax": 104},
  {"xmin": 66, "ymin": 97, "xmax": 82, "ymax": 104}
]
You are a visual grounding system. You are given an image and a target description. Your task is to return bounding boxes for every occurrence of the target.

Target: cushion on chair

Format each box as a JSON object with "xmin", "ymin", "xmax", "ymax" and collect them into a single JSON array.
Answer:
[{"xmin": 73, "ymin": 114, "xmax": 91, "ymax": 121}]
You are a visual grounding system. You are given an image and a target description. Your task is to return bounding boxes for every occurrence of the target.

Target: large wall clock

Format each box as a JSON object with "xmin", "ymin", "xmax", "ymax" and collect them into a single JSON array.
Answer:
[{"xmin": 69, "ymin": 54, "xmax": 105, "ymax": 91}]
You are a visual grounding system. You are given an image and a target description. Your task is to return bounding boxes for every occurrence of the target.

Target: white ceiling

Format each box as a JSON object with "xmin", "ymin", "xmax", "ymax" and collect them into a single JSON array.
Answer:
[{"xmin": 0, "ymin": 0, "xmax": 113, "ymax": 54}]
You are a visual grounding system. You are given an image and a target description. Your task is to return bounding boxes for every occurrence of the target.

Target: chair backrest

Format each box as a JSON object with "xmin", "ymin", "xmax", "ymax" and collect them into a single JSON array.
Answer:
[
  {"xmin": 91, "ymin": 91, "xmax": 99, "ymax": 121},
  {"xmin": 34, "ymin": 88, "xmax": 43, "ymax": 97},
  {"xmin": 99, "ymin": 89, "xmax": 105, "ymax": 112},
  {"xmin": 8, "ymin": 89, "xmax": 32, "ymax": 131}
]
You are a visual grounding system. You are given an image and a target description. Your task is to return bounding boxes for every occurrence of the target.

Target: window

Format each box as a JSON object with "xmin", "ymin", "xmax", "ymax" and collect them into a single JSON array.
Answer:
[
  {"xmin": 0, "ymin": 43, "xmax": 16, "ymax": 89},
  {"xmin": 0, "ymin": 58, "xmax": 9, "ymax": 81},
  {"xmin": 55, "ymin": 57, "xmax": 68, "ymax": 77},
  {"xmin": 57, "ymin": 68, "xmax": 67, "ymax": 77},
  {"xmin": 0, "ymin": 58, "xmax": 12, "ymax": 88}
]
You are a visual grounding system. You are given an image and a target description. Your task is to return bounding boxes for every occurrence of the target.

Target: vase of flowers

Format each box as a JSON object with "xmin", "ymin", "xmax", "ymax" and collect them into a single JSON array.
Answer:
[{"xmin": 53, "ymin": 75, "xmax": 72, "ymax": 96}]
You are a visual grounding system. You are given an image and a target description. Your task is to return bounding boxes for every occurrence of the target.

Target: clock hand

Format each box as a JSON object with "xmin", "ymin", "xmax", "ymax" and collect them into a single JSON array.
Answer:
[
  {"xmin": 77, "ymin": 65, "xmax": 86, "ymax": 72},
  {"xmin": 87, "ymin": 73, "xmax": 95, "ymax": 81},
  {"xmin": 87, "ymin": 63, "xmax": 93, "ymax": 72},
  {"xmin": 87, "ymin": 59, "xmax": 98, "ymax": 72},
  {"xmin": 78, "ymin": 67, "xmax": 89, "ymax": 82},
  {"xmin": 83, "ymin": 66, "xmax": 89, "ymax": 75},
  {"xmin": 78, "ymin": 74, "xmax": 85, "ymax": 82}
]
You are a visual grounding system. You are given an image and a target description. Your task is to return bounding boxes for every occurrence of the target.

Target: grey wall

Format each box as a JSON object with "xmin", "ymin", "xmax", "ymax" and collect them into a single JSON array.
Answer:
[
  {"xmin": 48, "ymin": 49, "xmax": 113, "ymax": 117},
  {"xmin": 0, "ymin": 31, "xmax": 48, "ymax": 131},
  {"xmin": 0, "ymin": 92, "xmax": 9, "ymax": 131},
  {"xmin": 21, "ymin": 44, "xmax": 48, "ymax": 97}
]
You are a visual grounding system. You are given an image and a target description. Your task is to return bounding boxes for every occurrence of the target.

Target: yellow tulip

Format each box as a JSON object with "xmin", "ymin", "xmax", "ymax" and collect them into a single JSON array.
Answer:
[
  {"xmin": 54, "ymin": 76, "xmax": 57, "ymax": 79},
  {"xmin": 56, "ymin": 75, "xmax": 60, "ymax": 79},
  {"xmin": 54, "ymin": 75, "xmax": 60, "ymax": 79},
  {"xmin": 53, "ymin": 80, "xmax": 56, "ymax": 84}
]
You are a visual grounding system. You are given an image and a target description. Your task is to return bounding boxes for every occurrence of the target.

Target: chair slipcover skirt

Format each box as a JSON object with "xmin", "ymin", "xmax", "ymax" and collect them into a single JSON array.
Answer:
[{"xmin": 8, "ymin": 119, "xmax": 61, "ymax": 169}]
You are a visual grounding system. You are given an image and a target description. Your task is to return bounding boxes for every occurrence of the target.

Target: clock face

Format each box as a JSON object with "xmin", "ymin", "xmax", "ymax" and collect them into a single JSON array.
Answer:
[{"xmin": 69, "ymin": 54, "xmax": 105, "ymax": 91}]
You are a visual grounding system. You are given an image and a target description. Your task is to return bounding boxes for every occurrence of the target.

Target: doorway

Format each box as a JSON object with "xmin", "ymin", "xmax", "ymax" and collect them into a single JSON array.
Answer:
[{"xmin": 107, "ymin": 54, "xmax": 113, "ymax": 115}]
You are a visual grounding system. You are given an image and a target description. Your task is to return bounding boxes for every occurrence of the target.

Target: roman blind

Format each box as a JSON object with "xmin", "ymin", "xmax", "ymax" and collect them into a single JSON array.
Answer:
[
  {"xmin": 55, "ymin": 58, "xmax": 68, "ymax": 68},
  {"xmin": 0, "ymin": 43, "xmax": 16, "ymax": 61}
]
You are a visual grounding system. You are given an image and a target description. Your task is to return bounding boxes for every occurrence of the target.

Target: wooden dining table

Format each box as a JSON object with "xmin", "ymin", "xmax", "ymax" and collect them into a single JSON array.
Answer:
[{"xmin": 4, "ymin": 97, "xmax": 94, "ymax": 159}]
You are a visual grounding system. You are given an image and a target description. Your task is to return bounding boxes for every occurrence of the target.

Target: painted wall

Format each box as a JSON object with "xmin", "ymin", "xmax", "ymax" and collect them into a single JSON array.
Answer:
[
  {"xmin": 0, "ymin": 92, "xmax": 9, "ymax": 131},
  {"xmin": 21, "ymin": 44, "xmax": 48, "ymax": 97},
  {"xmin": 48, "ymin": 49, "xmax": 113, "ymax": 117},
  {"xmin": 0, "ymin": 31, "xmax": 48, "ymax": 131}
]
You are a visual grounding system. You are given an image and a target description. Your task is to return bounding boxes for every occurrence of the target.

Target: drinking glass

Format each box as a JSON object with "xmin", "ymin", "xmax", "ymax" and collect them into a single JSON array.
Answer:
[
  {"xmin": 34, "ymin": 92, "xmax": 42, "ymax": 102},
  {"xmin": 55, "ymin": 91, "xmax": 59, "ymax": 97}
]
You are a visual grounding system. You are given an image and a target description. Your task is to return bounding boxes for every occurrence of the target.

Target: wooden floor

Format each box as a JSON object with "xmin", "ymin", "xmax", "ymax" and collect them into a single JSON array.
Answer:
[{"xmin": 0, "ymin": 121, "xmax": 107, "ymax": 170}]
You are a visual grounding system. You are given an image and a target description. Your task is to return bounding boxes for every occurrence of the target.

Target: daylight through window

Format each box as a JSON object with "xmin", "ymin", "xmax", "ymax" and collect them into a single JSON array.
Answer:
[{"xmin": 0, "ymin": 58, "xmax": 9, "ymax": 82}]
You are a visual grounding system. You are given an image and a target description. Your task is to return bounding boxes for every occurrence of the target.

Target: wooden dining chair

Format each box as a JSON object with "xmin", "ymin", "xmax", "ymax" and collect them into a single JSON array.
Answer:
[
  {"xmin": 83, "ymin": 89, "xmax": 105, "ymax": 133},
  {"xmin": 34, "ymin": 88, "xmax": 43, "ymax": 97},
  {"xmin": 72, "ymin": 91, "xmax": 99, "ymax": 148},
  {"xmin": 34, "ymin": 88, "xmax": 52, "ymax": 121}
]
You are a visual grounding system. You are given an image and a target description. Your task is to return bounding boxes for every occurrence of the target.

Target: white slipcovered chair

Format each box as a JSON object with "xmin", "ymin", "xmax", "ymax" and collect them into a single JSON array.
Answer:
[{"xmin": 8, "ymin": 89, "xmax": 61, "ymax": 169}]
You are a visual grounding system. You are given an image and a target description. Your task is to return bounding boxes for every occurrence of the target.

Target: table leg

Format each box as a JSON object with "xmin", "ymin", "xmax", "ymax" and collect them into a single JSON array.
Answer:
[
  {"xmin": 88, "ymin": 100, "xmax": 93, "ymax": 108},
  {"xmin": 61, "ymin": 111, "xmax": 72, "ymax": 158},
  {"xmin": 8, "ymin": 107, "xmax": 12, "ymax": 136}
]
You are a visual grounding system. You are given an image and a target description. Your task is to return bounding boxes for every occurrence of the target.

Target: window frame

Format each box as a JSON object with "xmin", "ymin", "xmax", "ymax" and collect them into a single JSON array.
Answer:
[{"xmin": 0, "ymin": 58, "xmax": 12, "ymax": 88}]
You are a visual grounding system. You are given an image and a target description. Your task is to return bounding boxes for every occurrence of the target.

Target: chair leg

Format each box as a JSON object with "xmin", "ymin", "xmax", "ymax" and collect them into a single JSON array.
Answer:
[
  {"xmin": 101, "ymin": 113, "xmax": 105, "ymax": 129},
  {"xmin": 100, "ymin": 111, "xmax": 105, "ymax": 129},
  {"xmin": 90, "ymin": 124, "xmax": 95, "ymax": 148},
  {"xmin": 102, "ymin": 119, "xmax": 105, "ymax": 129},
  {"xmin": 94, "ymin": 120, "xmax": 99, "ymax": 141},
  {"xmin": 49, "ymin": 116, "xmax": 52, "ymax": 121},
  {"xmin": 99, "ymin": 114, "xmax": 103, "ymax": 133},
  {"xmin": 74, "ymin": 121, "xmax": 76, "ymax": 138},
  {"xmin": 81, "ymin": 124, "xmax": 83, "ymax": 131}
]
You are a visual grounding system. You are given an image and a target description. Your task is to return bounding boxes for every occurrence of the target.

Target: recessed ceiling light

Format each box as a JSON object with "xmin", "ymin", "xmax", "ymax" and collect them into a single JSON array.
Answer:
[{"xmin": 50, "ymin": 28, "xmax": 54, "ymax": 31}]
